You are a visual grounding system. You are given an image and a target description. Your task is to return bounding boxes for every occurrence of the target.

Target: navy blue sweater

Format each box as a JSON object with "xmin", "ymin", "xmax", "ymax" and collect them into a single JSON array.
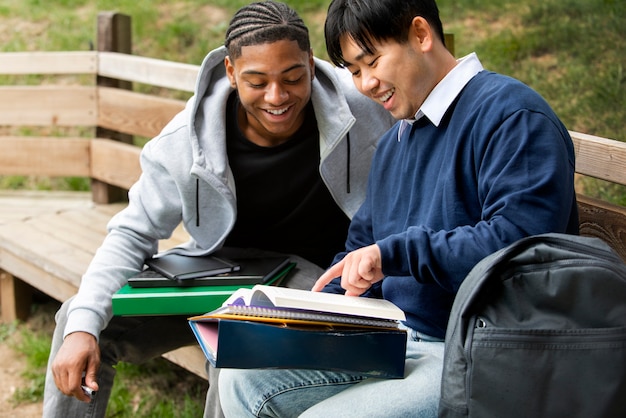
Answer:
[{"xmin": 327, "ymin": 71, "xmax": 579, "ymax": 338}]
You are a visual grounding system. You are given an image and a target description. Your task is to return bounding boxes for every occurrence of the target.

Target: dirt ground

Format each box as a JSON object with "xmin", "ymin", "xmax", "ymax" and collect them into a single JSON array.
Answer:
[{"xmin": 0, "ymin": 343, "xmax": 43, "ymax": 417}]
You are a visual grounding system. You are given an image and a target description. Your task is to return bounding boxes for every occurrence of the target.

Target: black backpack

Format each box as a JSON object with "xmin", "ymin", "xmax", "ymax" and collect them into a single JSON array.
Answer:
[{"xmin": 439, "ymin": 233, "xmax": 626, "ymax": 418}]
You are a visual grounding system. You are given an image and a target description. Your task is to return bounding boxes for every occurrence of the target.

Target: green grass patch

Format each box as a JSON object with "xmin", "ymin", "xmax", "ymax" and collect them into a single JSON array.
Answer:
[{"xmin": 3, "ymin": 300, "xmax": 206, "ymax": 417}]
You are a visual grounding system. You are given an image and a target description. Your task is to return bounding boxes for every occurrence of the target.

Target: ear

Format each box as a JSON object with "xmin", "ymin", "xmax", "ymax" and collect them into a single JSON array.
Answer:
[
  {"xmin": 409, "ymin": 16, "xmax": 434, "ymax": 53},
  {"xmin": 224, "ymin": 56, "xmax": 237, "ymax": 88}
]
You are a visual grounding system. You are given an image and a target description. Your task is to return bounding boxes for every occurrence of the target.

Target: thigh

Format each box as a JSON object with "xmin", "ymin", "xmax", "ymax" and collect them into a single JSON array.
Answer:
[
  {"xmin": 99, "ymin": 313, "xmax": 197, "ymax": 364},
  {"xmin": 219, "ymin": 368, "xmax": 365, "ymax": 418},
  {"xmin": 300, "ymin": 340, "xmax": 445, "ymax": 418}
]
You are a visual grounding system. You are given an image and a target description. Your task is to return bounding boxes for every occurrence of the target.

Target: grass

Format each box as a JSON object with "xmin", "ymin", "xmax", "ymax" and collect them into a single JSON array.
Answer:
[
  {"xmin": 0, "ymin": 0, "xmax": 624, "ymax": 415},
  {"xmin": 2, "ymin": 298, "xmax": 206, "ymax": 417}
]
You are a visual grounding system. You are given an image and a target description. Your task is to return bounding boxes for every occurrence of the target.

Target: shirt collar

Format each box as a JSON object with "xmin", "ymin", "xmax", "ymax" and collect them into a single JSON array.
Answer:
[{"xmin": 397, "ymin": 53, "xmax": 484, "ymax": 141}]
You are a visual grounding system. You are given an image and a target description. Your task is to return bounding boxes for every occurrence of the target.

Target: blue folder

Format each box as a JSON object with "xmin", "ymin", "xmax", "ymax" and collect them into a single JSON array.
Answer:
[{"xmin": 189, "ymin": 318, "xmax": 408, "ymax": 378}]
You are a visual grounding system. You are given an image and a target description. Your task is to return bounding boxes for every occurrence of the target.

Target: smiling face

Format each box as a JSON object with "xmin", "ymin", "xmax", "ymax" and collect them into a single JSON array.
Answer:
[
  {"xmin": 338, "ymin": 17, "xmax": 445, "ymax": 121},
  {"xmin": 225, "ymin": 39, "xmax": 315, "ymax": 147}
]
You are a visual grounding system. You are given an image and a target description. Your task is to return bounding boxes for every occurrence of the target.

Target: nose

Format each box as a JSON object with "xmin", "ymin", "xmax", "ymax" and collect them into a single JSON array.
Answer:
[
  {"xmin": 265, "ymin": 82, "xmax": 288, "ymax": 104},
  {"xmin": 359, "ymin": 69, "xmax": 379, "ymax": 95}
]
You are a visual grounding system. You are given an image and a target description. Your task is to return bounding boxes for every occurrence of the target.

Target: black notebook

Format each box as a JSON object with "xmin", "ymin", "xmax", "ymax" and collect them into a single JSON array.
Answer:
[
  {"xmin": 129, "ymin": 253, "xmax": 293, "ymax": 288},
  {"xmin": 144, "ymin": 253, "xmax": 240, "ymax": 282}
]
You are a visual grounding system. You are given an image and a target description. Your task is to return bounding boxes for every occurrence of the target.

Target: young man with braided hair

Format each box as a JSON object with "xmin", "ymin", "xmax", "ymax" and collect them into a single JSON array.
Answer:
[
  {"xmin": 219, "ymin": 0, "xmax": 578, "ymax": 416},
  {"xmin": 42, "ymin": 2, "xmax": 394, "ymax": 417}
]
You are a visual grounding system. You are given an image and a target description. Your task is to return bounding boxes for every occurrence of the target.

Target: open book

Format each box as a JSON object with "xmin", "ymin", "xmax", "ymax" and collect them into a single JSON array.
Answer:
[
  {"xmin": 187, "ymin": 285, "xmax": 408, "ymax": 377},
  {"xmin": 189, "ymin": 284, "xmax": 406, "ymax": 329}
]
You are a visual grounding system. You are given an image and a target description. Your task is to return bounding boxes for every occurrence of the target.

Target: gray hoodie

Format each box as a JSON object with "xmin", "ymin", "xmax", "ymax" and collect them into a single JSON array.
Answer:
[{"xmin": 64, "ymin": 46, "xmax": 395, "ymax": 339}]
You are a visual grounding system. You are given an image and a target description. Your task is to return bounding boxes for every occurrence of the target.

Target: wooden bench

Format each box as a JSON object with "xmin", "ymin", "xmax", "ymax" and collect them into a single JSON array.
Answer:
[
  {"xmin": 1, "ymin": 12, "xmax": 625, "ymax": 382},
  {"xmin": 0, "ymin": 12, "xmax": 207, "ymax": 378}
]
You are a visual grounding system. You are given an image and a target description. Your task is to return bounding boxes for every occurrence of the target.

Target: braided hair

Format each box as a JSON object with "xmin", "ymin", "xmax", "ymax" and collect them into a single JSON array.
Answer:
[{"xmin": 225, "ymin": 1, "xmax": 310, "ymax": 59}]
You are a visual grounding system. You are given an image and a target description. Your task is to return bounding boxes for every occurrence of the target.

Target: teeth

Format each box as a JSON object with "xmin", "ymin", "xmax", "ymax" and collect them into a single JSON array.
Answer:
[
  {"xmin": 267, "ymin": 107, "xmax": 289, "ymax": 115},
  {"xmin": 379, "ymin": 88, "xmax": 394, "ymax": 103}
]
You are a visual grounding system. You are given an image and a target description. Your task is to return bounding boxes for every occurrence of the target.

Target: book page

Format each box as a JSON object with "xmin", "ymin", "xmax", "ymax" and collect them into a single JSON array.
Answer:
[
  {"xmin": 248, "ymin": 285, "xmax": 405, "ymax": 321},
  {"xmin": 221, "ymin": 288, "xmax": 253, "ymax": 307}
]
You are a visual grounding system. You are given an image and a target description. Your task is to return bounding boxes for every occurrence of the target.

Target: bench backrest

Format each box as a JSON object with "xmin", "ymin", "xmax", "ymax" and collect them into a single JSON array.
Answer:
[
  {"xmin": 570, "ymin": 132, "xmax": 626, "ymax": 261},
  {"xmin": 0, "ymin": 12, "xmax": 197, "ymax": 202}
]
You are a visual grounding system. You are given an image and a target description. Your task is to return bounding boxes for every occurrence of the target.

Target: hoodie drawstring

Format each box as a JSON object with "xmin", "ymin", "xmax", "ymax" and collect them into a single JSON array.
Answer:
[
  {"xmin": 196, "ymin": 178, "xmax": 200, "ymax": 227},
  {"xmin": 346, "ymin": 132, "xmax": 351, "ymax": 194}
]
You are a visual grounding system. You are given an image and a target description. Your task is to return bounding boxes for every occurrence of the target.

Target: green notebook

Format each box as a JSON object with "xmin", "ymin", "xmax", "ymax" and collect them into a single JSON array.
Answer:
[{"xmin": 113, "ymin": 262, "xmax": 295, "ymax": 316}]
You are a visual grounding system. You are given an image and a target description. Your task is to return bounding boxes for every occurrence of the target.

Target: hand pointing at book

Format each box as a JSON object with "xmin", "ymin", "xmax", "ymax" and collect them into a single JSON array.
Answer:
[{"xmin": 313, "ymin": 244, "xmax": 384, "ymax": 296}]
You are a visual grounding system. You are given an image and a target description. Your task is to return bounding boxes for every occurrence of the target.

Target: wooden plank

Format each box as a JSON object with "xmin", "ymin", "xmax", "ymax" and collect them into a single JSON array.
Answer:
[
  {"xmin": 571, "ymin": 130, "xmax": 626, "ymax": 186},
  {"xmin": 577, "ymin": 193, "xmax": 626, "ymax": 262},
  {"xmin": 162, "ymin": 346, "xmax": 208, "ymax": 379},
  {"xmin": 26, "ymin": 211, "xmax": 110, "ymax": 252},
  {"xmin": 98, "ymin": 51, "xmax": 198, "ymax": 92},
  {"xmin": 92, "ymin": 202, "xmax": 128, "ymax": 218},
  {"xmin": 97, "ymin": 87, "xmax": 185, "ymax": 138},
  {"xmin": 66, "ymin": 203, "xmax": 125, "ymax": 234},
  {"xmin": 0, "ymin": 246, "xmax": 79, "ymax": 302},
  {"xmin": 90, "ymin": 138, "xmax": 142, "ymax": 189},
  {"xmin": 0, "ymin": 137, "xmax": 90, "ymax": 177},
  {"xmin": 93, "ymin": 12, "xmax": 134, "ymax": 205},
  {"xmin": 0, "ymin": 220, "xmax": 96, "ymax": 289},
  {"xmin": 0, "ymin": 51, "xmax": 97, "ymax": 75},
  {"xmin": 0, "ymin": 86, "xmax": 97, "ymax": 126},
  {"xmin": 0, "ymin": 269, "xmax": 32, "ymax": 322},
  {"xmin": 0, "ymin": 190, "xmax": 92, "ymax": 225}
]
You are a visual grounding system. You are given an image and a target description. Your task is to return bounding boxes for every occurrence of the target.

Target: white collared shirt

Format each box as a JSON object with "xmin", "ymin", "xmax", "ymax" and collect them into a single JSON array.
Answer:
[{"xmin": 398, "ymin": 53, "xmax": 484, "ymax": 141}]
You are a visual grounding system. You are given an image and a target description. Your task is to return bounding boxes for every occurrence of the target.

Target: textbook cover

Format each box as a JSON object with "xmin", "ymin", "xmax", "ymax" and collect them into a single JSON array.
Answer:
[
  {"xmin": 188, "ymin": 286, "xmax": 408, "ymax": 378},
  {"xmin": 189, "ymin": 318, "xmax": 407, "ymax": 378}
]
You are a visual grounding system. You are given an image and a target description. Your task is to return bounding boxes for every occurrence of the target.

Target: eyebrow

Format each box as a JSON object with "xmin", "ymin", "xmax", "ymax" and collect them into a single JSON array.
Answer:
[
  {"xmin": 241, "ymin": 63, "xmax": 306, "ymax": 76},
  {"xmin": 342, "ymin": 50, "xmax": 369, "ymax": 68}
]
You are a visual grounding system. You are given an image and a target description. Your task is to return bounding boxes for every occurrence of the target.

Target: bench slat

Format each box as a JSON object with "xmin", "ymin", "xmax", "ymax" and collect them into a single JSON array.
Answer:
[
  {"xmin": 0, "ymin": 191, "xmax": 92, "ymax": 227},
  {"xmin": 0, "ymin": 220, "xmax": 99, "ymax": 285},
  {"xmin": 90, "ymin": 138, "xmax": 142, "ymax": 190},
  {"xmin": 577, "ymin": 193, "xmax": 626, "ymax": 262},
  {"xmin": 571, "ymin": 131, "xmax": 626, "ymax": 187},
  {"xmin": 0, "ymin": 86, "xmax": 97, "ymax": 126},
  {"xmin": 0, "ymin": 137, "xmax": 91, "ymax": 177},
  {"xmin": 97, "ymin": 87, "xmax": 186, "ymax": 138},
  {"xmin": 28, "ymin": 211, "xmax": 112, "ymax": 251},
  {"xmin": 0, "ymin": 51, "xmax": 97, "ymax": 75},
  {"xmin": 98, "ymin": 51, "xmax": 198, "ymax": 92}
]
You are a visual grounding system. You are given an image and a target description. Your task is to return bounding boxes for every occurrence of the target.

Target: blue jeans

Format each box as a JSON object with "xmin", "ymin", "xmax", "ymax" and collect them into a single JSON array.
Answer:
[{"xmin": 219, "ymin": 328, "xmax": 444, "ymax": 418}]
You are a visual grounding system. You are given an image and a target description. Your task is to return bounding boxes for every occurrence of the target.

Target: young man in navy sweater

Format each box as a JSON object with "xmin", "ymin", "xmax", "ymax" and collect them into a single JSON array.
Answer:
[{"xmin": 219, "ymin": 0, "xmax": 579, "ymax": 416}]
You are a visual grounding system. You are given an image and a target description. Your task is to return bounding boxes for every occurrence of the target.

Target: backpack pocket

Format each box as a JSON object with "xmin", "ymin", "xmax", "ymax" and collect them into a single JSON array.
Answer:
[{"xmin": 467, "ymin": 325, "xmax": 626, "ymax": 418}]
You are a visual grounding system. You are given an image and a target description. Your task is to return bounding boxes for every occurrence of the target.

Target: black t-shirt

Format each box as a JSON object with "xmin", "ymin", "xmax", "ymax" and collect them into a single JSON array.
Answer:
[{"xmin": 223, "ymin": 93, "xmax": 350, "ymax": 267}]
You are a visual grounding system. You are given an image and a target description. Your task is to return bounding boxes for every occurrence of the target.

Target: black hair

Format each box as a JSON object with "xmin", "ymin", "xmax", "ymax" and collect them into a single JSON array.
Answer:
[
  {"xmin": 325, "ymin": 0, "xmax": 445, "ymax": 67},
  {"xmin": 225, "ymin": 1, "xmax": 310, "ymax": 59}
]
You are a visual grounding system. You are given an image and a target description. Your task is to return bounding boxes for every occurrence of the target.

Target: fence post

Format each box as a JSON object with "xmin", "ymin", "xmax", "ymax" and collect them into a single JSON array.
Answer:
[{"xmin": 93, "ymin": 11, "xmax": 133, "ymax": 204}]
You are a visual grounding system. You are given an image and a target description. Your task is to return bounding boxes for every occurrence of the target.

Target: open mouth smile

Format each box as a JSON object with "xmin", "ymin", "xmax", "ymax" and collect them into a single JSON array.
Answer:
[
  {"xmin": 377, "ymin": 88, "xmax": 395, "ymax": 104},
  {"xmin": 265, "ymin": 106, "xmax": 290, "ymax": 116}
]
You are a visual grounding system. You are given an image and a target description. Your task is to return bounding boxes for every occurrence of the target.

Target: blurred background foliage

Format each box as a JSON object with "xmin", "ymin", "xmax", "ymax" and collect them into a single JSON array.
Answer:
[{"xmin": 0, "ymin": 0, "xmax": 624, "ymax": 196}]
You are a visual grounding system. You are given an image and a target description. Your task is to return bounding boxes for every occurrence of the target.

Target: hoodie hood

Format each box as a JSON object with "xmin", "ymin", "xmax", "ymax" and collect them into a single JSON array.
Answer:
[
  {"xmin": 187, "ymin": 47, "xmax": 234, "ymax": 184},
  {"xmin": 187, "ymin": 46, "xmax": 360, "ymax": 184}
]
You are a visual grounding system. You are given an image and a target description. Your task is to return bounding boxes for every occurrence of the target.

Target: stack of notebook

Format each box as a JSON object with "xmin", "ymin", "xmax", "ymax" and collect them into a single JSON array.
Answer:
[{"xmin": 112, "ymin": 250, "xmax": 295, "ymax": 316}]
